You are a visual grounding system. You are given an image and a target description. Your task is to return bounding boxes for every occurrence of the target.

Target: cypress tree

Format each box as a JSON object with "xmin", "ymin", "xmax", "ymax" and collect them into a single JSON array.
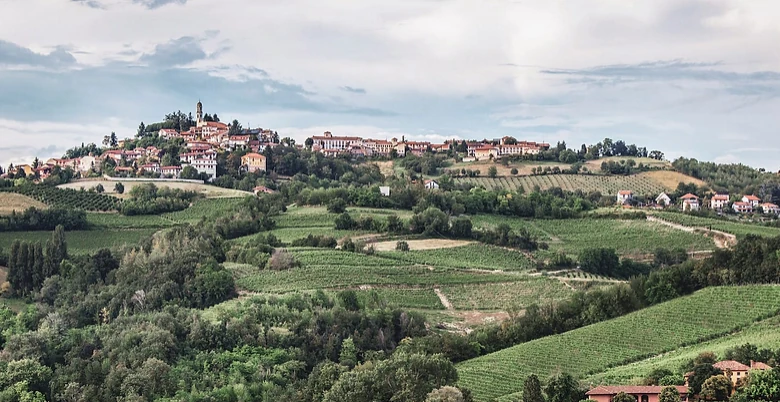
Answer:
[
  {"xmin": 52, "ymin": 225, "xmax": 68, "ymax": 262},
  {"xmin": 33, "ymin": 242, "xmax": 44, "ymax": 289},
  {"xmin": 523, "ymin": 374, "xmax": 545, "ymax": 402},
  {"xmin": 7, "ymin": 240, "xmax": 21, "ymax": 291}
]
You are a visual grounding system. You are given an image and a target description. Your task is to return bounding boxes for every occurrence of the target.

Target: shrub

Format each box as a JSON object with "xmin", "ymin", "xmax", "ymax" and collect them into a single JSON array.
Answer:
[
  {"xmin": 396, "ymin": 241, "xmax": 410, "ymax": 252},
  {"xmin": 291, "ymin": 235, "xmax": 338, "ymax": 248},
  {"xmin": 510, "ymin": 168, "xmax": 518, "ymax": 175},
  {"xmin": 335, "ymin": 213, "xmax": 355, "ymax": 230},
  {"xmin": 114, "ymin": 182, "xmax": 125, "ymax": 194},
  {"xmin": 95, "ymin": 184, "xmax": 104, "ymax": 193},
  {"xmin": 266, "ymin": 250, "xmax": 299, "ymax": 270},
  {"xmin": 327, "ymin": 198, "xmax": 348, "ymax": 214}
]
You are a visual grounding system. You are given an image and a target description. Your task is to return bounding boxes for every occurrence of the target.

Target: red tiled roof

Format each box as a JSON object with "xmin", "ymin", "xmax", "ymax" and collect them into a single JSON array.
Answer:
[
  {"xmin": 681, "ymin": 193, "xmax": 699, "ymax": 200},
  {"xmin": 751, "ymin": 361, "xmax": 772, "ymax": 370},
  {"xmin": 586, "ymin": 386, "xmax": 688, "ymax": 396},
  {"xmin": 733, "ymin": 201, "xmax": 751, "ymax": 207},
  {"xmin": 618, "ymin": 190, "xmax": 633, "ymax": 195},
  {"xmin": 761, "ymin": 203, "xmax": 779, "ymax": 208},
  {"xmin": 242, "ymin": 153, "xmax": 265, "ymax": 159},
  {"xmin": 743, "ymin": 195, "xmax": 761, "ymax": 201},
  {"xmin": 714, "ymin": 360, "xmax": 750, "ymax": 371},
  {"xmin": 161, "ymin": 166, "xmax": 181, "ymax": 170},
  {"xmin": 712, "ymin": 194, "xmax": 730, "ymax": 200}
]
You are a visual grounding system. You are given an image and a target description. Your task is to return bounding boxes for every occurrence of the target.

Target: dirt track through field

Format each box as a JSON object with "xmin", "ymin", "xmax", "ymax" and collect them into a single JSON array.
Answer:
[
  {"xmin": 646, "ymin": 216, "xmax": 737, "ymax": 249},
  {"xmin": 434, "ymin": 288, "xmax": 454, "ymax": 310},
  {"xmin": 370, "ymin": 239, "xmax": 474, "ymax": 252}
]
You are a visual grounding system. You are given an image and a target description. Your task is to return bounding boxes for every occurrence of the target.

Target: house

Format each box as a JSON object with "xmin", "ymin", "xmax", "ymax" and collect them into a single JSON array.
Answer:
[
  {"xmin": 680, "ymin": 194, "xmax": 700, "ymax": 211},
  {"xmin": 227, "ymin": 135, "xmax": 251, "ymax": 149},
  {"xmin": 241, "ymin": 153, "xmax": 267, "ymax": 173},
  {"xmin": 158, "ymin": 128, "xmax": 179, "ymax": 138},
  {"xmin": 379, "ymin": 186, "xmax": 391, "ymax": 197},
  {"xmin": 311, "ymin": 131, "xmax": 363, "ymax": 150},
  {"xmin": 474, "ymin": 146, "xmax": 498, "ymax": 160},
  {"xmin": 140, "ymin": 163, "xmax": 160, "ymax": 174},
  {"xmin": 711, "ymin": 194, "xmax": 730, "ymax": 210},
  {"xmin": 253, "ymin": 186, "xmax": 276, "ymax": 195},
  {"xmin": 713, "ymin": 360, "xmax": 771, "ymax": 386},
  {"xmin": 185, "ymin": 158, "xmax": 217, "ymax": 180},
  {"xmin": 113, "ymin": 167, "xmax": 134, "ymax": 176},
  {"xmin": 617, "ymin": 190, "xmax": 633, "ymax": 204},
  {"xmin": 732, "ymin": 201, "xmax": 753, "ymax": 214},
  {"xmin": 77, "ymin": 156, "xmax": 97, "ymax": 173},
  {"xmin": 742, "ymin": 195, "xmax": 761, "ymax": 207},
  {"xmin": 656, "ymin": 192, "xmax": 672, "ymax": 207},
  {"xmin": 761, "ymin": 203, "xmax": 780, "ymax": 215},
  {"xmin": 586, "ymin": 386, "xmax": 688, "ymax": 402},
  {"xmin": 160, "ymin": 166, "xmax": 182, "ymax": 178},
  {"xmin": 424, "ymin": 180, "xmax": 439, "ymax": 190}
]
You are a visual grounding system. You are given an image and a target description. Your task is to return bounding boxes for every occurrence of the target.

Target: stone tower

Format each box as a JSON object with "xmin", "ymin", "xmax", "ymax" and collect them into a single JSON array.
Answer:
[{"xmin": 196, "ymin": 100, "xmax": 203, "ymax": 124}]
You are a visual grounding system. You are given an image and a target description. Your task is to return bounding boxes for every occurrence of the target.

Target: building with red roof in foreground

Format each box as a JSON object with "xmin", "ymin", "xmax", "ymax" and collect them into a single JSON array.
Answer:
[{"xmin": 586, "ymin": 386, "xmax": 689, "ymax": 402}]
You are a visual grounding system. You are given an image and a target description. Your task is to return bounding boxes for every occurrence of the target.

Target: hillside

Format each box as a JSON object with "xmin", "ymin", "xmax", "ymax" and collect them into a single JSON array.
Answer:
[
  {"xmin": 453, "ymin": 170, "xmax": 703, "ymax": 195},
  {"xmin": 0, "ymin": 192, "xmax": 48, "ymax": 215},
  {"xmin": 58, "ymin": 179, "xmax": 252, "ymax": 198},
  {"xmin": 456, "ymin": 285, "xmax": 780, "ymax": 401}
]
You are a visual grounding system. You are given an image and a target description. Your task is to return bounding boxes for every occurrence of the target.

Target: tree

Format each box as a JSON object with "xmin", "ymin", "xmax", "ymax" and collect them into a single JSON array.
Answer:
[
  {"xmin": 94, "ymin": 184, "xmax": 104, "ymax": 193},
  {"xmin": 427, "ymin": 386, "xmax": 465, "ymax": 402},
  {"xmin": 612, "ymin": 392, "xmax": 636, "ymax": 402},
  {"xmin": 687, "ymin": 362, "xmax": 722, "ymax": 396},
  {"xmin": 396, "ymin": 241, "xmax": 410, "ymax": 251},
  {"xmin": 488, "ymin": 166, "xmax": 498, "ymax": 178},
  {"xmin": 741, "ymin": 368, "xmax": 780, "ymax": 402},
  {"xmin": 327, "ymin": 198, "xmax": 348, "ymax": 214},
  {"xmin": 137, "ymin": 122, "xmax": 146, "ymax": 138},
  {"xmin": 644, "ymin": 368, "xmax": 675, "ymax": 386},
  {"xmin": 511, "ymin": 168, "xmax": 519, "ymax": 175},
  {"xmin": 578, "ymin": 248, "xmax": 620, "ymax": 276},
  {"xmin": 545, "ymin": 372, "xmax": 584, "ymax": 402},
  {"xmin": 114, "ymin": 182, "xmax": 124, "ymax": 194},
  {"xmin": 339, "ymin": 337, "xmax": 358, "ymax": 368},
  {"xmin": 305, "ymin": 137, "xmax": 314, "ymax": 149},
  {"xmin": 110, "ymin": 131, "xmax": 118, "ymax": 147},
  {"xmin": 523, "ymin": 374, "xmax": 545, "ymax": 402},
  {"xmin": 450, "ymin": 217, "xmax": 473, "ymax": 239},
  {"xmin": 180, "ymin": 165, "xmax": 200, "ymax": 180},
  {"xmin": 228, "ymin": 119, "xmax": 243, "ymax": 136},
  {"xmin": 659, "ymin": 386, "xmax": 682, "ymax": 402},
  {"xmin": 212, "ymin": 113, "xmax": 220, "ymax": 122},
  {"xmin": 700, "ymin": 375, "xmax": 732, "ymax": 401}
]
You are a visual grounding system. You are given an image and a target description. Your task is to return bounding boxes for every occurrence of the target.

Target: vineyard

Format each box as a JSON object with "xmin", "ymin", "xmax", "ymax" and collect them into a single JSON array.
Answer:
[
  {"xmin": 353, "ymin": 288, "xmax": 445, "ymax": 310},
  {"xmin": 439, "ymin": 278, "xmax": 573, "ymax": 310},
  {"xmin": 3, "ymin": 186, "xmax": 121, "ymax": 211},
  {"xmin": 456, "ymin": 285, "xmax": 780, "ymax": 401},
  {"xmin": 453, "ymin": 174, "xmax": 669, "ymax": 195},
  {"xmin": 587, "ymin": 315, "xmax": 780, "ymax": 385},
  {"xmin": 381, "ymin": 244, "xmax": 536, "ymax": 271},
  {"xmin": 651, "ymin": 211, "xmax": 780, "ymax": 238},
  {"xmin": 0, "ymin": 228, "xmax": 158, "ymax": 254},
  {"xmin": 471, "ymin": 216, "xmax": 715, "ymax": 256}
]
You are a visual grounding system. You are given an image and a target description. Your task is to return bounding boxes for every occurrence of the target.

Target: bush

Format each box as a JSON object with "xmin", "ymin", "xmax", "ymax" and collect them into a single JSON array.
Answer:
[
  {"xmin": 291, "ymin": 235, "xmax": 338, "ymax": 248},
  {"xmin": 114, "ymin": 182, "xmax": 124, "ymax": 194},
  {"xmin": 95, "ymin": 184, "xmax": 104, "ymax": 193},
  {"xmin": 510, "ymin": 168, "xmax": 518, "ymax": 175},
  {"xmin": 396, "ymin": 241, "xmax": 410, "ymax": 252},
  {"xmin": 335, "ymin": 213, "xmax": 355, "ymax": 230},
  {"xmin": 266, "ymin": 249, "xmax": 299, "ymax": 270},
  {"xmin": 327, "ymin": 198, "xmax": 348, "ymax": 214}
]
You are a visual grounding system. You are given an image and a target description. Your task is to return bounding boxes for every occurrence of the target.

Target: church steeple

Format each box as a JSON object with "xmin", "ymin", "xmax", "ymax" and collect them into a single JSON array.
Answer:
[{"xmin": 196, "ymin": 100, "xmax": 203, "ymax": 124}]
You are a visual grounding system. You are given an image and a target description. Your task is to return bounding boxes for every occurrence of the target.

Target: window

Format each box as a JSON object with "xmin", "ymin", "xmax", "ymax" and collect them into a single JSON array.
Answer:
[{"xmin": 641, "ymin": 395, "xmax": 648, "ymax": 402}]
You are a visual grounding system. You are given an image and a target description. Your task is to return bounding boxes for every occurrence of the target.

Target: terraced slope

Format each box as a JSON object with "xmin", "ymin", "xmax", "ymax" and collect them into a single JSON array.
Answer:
[{"xmin": 456, "ymin": 286, "xmax": 780, "ymax": 401}]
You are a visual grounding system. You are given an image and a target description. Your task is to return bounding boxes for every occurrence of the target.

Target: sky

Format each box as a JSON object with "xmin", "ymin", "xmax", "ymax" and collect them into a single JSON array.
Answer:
[{"xmin": 1, "ymin": 0, "xmax": 780, "ymax": 169}]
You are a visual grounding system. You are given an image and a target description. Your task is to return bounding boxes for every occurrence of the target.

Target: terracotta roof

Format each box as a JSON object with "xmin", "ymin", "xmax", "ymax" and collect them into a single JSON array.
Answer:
[
  {"xmin": 161, "ymin": 166, "xmax": 182, "ymax": 170},
  {"xmin": 761, "ymin": 203, "xmax": 779, "ymax": 208},
  {"xmin": 714, "ymin": 360, "xmax": 750, "ymax": 371},
  {"xmin": 712, "ymin": 194, "xmax": 730, "ymax": 200},
  {"xmin": 618, "ymin": 190, "xmax": 633, "ymax": 195},
  {"xmin": 743, "ymin": 195, "xmax": 761, "ymax": 201},
  {"xmin": 681, "ymin": 193, "xmax": 699, "ymax": 199},
  {"xmin": 586, "ymin": 386, "xmax": 688, "ymax": 396},
  {"xmin": 312, "ymin": 135, "xmax": 362, "ymax": 141},
  {"xmin": 751, "ymin": 361, "xmax": 772, "ymax": 370},
  {"xmin": 242, "ymin": 153, "xmax": 265, "ymax": 159},
  {"xmin": 733, "ymin": 201, "xmax": 752, "ymax": 207}
]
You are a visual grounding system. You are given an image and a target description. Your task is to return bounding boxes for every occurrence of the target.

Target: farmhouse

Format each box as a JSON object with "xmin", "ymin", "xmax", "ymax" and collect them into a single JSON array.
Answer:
[
  {"xmin": 761, "ymin": 203, "xmax": 780, "ymax": 215},
  {"xmin": 379, "ymin": 186, "xmax": 391, "ymax": 196},
  {"xmin": 685, "ymin": 360, "xmax": 772, "ymax": 387},
  {"xmin": 711, "ymin": 194, "xmax": 729, "ymax": 210},
  {"xmin": 160, "ymin": 166, "xmax": 182, "ymax": 178},
  {"xmin": 140, "ymin": 163, "xmax": 160, "ymax": 174},
  {"xmin": 617, "ymin": 190, "xmax": 633, "ymax": 204},
  {"xmin": 158, "ymin": 128, "xmax": 179, "ymax": 138},
  {"xmin": 253, "ymin": 186, "xmax": 275, "ymax": 195},
  {"xmin": 185, "ymin": 158, "xmax": 217, "ymax": 180},
  {"xmin": 474, "ymin": 146, "xmax": 498, "ymax": 159},
  {"xmin": 424, "ymin": 179, "xmax": 440, "ymax": 190},
  {"xmin": 741, "ymin": 195, "xmax": 761, "ymax": 207},
  {"xmin": 732, "ymin": 201, "xmax": 753, "ymax": 214},
  {"xmin": 586, "ymin": 386, "xmax": 688, "ymax": 402},
  {"xmin": 656, "ymin": 192, "xmax": 672, "ymax": 206},
  {"xmin": 241, "ymin": 153, "xmax": 267, "ymax": 173},
  {"xmin": 681, "ymin": 194, "xmax": 700, "ymax": 211}
]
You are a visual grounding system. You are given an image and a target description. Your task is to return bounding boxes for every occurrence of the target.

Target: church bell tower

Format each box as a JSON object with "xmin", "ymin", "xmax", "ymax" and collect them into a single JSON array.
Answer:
[{"xmin": 196, "ymin": 100, "xmax": 203, "ymax": 125}]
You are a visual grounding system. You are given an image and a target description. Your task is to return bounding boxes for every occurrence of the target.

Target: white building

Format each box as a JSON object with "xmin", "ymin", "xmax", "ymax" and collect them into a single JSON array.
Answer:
[
  {"xmin": 185, "ymin": 158, "xmax": 217, "ymax": 181},
  {"xmin": 656, "ymin": 192, "xmax": 672, "ymax": 206},
  {"xmin": 742, "ymin": 195, "xmax": 761, "ymax": 207},
  {"xmin": 711, "ymin": 194, "xmax": 730, "ymax": 210},
  {"xmin": 617, "ymin": 190, "xmax": 633, "ymax": 204},
  {"xmin": 379, "ymin": 186, "xmax": 391, "ymax": 197},
  {"xmin": 761, "ymin": 203, "xmax": 780, "ymax": 215},
  {"xmin": 680, "ymin": 193, "xmax": 700, "ymax": 211},
  {"xmin": 424, "ymin": 180, "xmax": 440, "ymax": 190}
]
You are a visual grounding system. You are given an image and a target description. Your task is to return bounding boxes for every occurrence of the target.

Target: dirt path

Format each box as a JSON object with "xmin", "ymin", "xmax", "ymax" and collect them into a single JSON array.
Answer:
[
  {"xmin": 370, "ymin": 239, "xmax": 474, "ymax": 252},
  {"xmin": 434, "ymin": 288, "xmax": 454, "ymax": 310},
  {"xmin": 647, "ymin": 216, "xmax": 737, "ymax": 249}
]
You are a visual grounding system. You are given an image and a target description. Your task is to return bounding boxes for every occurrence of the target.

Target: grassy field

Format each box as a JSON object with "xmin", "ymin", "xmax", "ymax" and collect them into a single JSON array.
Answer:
[
  {"xmin": 471, "ymin": 216, "xmax": 714, "ymax": 256},
  {"xmin": 450, "ymin": 160, "xmax": 572, "ymax": 177},
  {"xmin": 440, "ymin": 278, "xmax": 573, "ymax": 310},
  {"xmin": 586, "ymin": 315, "xmax": 780, "ymax": 385},
  {"xmin": 0, "ymin": 229, "xmax": 158, "ymax": 254},
  {"xmin": 0, "ymin": 193, "xmax": 47, "ymax": 215},
  {"xmin": 355, "ymin": 288, "xmax": 445, "ymax": 310},
  {"xmin": 456, "ymin": 285, "xmax": 780, "ymax": 401},
  {"xmin": 58, "ymin": 179, "xmax": 251, "ymax": 198},
  {"xmin": 453, "ymin": 171, "xmax": 701, "ymax": 195},
  {"xmin": 652, "ymin": 211, "xmax": 780, "ymax": 238},
  {"xmin": 381, "ymin": 244, "xmax": 536, "ymax": 271}
]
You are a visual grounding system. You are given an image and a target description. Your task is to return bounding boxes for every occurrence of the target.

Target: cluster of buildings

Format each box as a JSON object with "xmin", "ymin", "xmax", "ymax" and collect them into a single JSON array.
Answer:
[
  {"xmin": 309, "ymin": 131, "xmax": 550, "ymax": 159},
  {"xmin": 618, "ymin": 191, "xmax": 780, "ymax": 215},
  {"xmin": 587, "ymin": 359, "xmax": 772, "ymax": 402}
]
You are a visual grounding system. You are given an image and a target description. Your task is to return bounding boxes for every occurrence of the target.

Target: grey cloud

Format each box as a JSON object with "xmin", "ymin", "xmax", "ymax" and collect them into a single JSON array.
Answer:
[
  {"xmin": 134, "ymin": 0, "xmax": 187, "ymax": 9},
  {"xmin": 70, "ymin": 0, "xmax": 104, "ymax": 9},
  {"xmin": 340, "ymin": 86, "xmax": 366, "ymax": 94},
  {"xmin": 0, "ymin": 40, "xmax": 77, "ymax": 67},
  {"xmin": 139, "ymin": 36, "xmax": 208, "ymax": 67}
]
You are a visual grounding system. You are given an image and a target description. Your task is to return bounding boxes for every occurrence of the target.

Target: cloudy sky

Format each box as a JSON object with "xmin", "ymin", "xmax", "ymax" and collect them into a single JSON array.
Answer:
[{"xmin": 1, "ymin": 0, "xmax": 779, "ymax": 169}]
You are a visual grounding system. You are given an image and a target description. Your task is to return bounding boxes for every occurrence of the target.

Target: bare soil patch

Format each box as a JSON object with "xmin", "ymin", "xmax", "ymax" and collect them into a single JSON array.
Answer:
[
  {"xmin": 370, "ymin": 239, "xmax": 474, "ymax": 252},
  {"xmin": 58, "ymin": 180, "xmax": 251, "ymax": 198},
  {"xmin": 0, "ymin": 193, "xmax": 47, "ymax": 215},
  {"xmin": 638, "ymin": 170, "xmax": 706, "ymax": 189},
  {"xmin": 451, "ymin": 159, "xmax": 571, "ymax": 176}
]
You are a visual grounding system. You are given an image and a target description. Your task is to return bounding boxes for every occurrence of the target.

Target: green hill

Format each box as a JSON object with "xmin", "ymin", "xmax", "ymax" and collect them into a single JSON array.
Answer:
[{"xmin": 456, "ymin": 286, "xmax": 780, "ymax": 402}]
